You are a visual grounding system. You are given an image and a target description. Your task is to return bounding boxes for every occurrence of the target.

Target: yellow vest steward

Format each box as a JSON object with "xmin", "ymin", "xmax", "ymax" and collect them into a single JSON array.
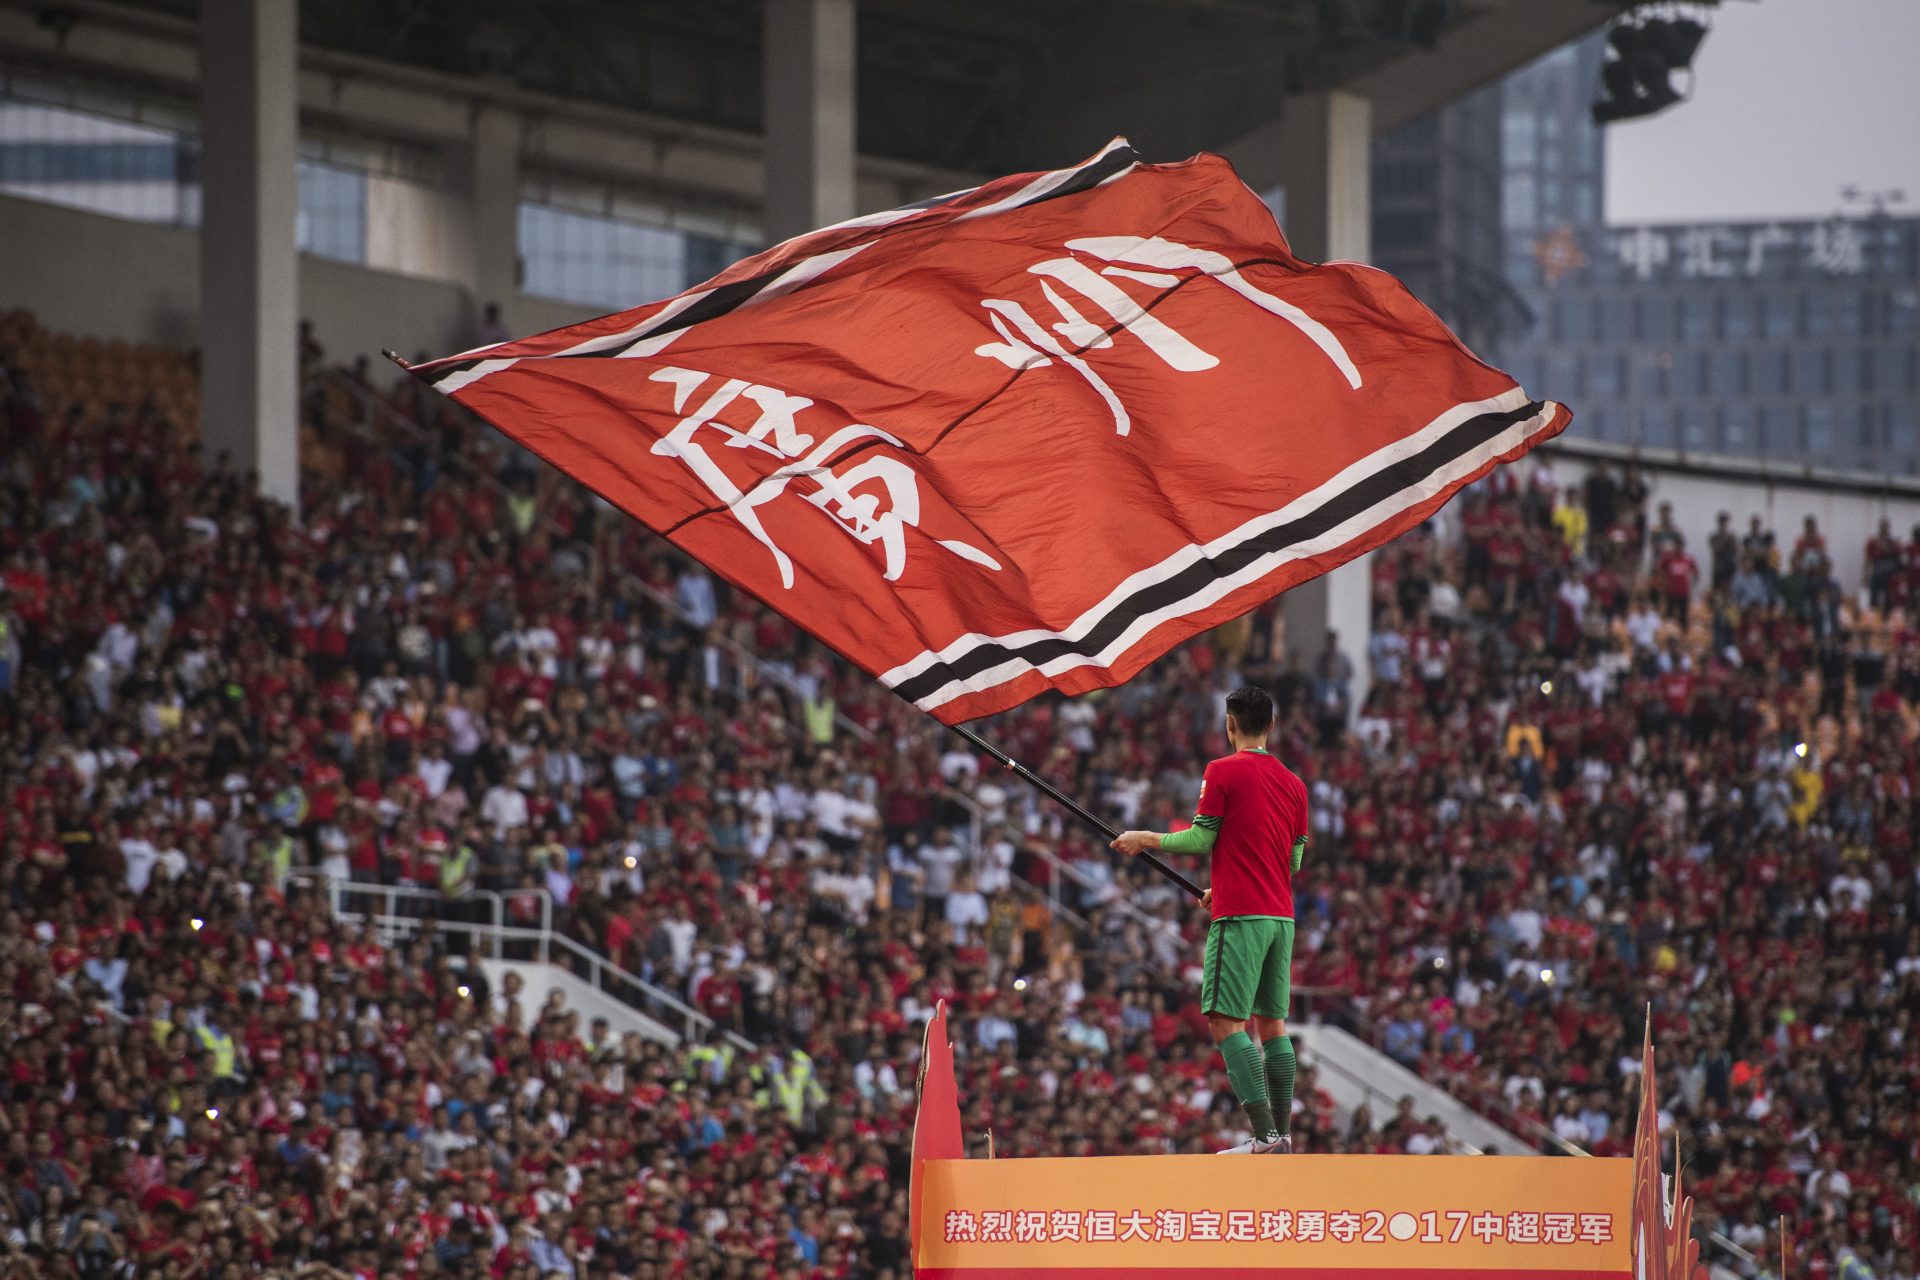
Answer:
[{"xmin": 196, "ymin": 1025, "xmax": 238, "ymax": 1079}]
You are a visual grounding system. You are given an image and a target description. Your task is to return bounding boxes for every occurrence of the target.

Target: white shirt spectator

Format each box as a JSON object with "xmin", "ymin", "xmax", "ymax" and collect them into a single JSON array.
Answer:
[
  {"xmin": 945, "ymin": 886, "xmax": 989, "ymax": 941},
  {"xmin": 521, "ymin": 623, "xmax": 561, "ymax": 678},
  {"xmin": 481, "ymin": 783, "xmax": 530, "ymax": 836},
  {"xmin": 1626, "ymin": 604, "xmax": 1663, "ymax": 653},
  {"xmin": 1805, "ymin": 1164, "xmax": 1851, "ymax": 1206},
  {"xmin": 1506, "ymin": 903, "xmax": 1545, "ymax": 950},
  {"xmin": 976, "ymin": 835, "xmax": 1015, "ymax": 895},
  {"xmin": 975, "ymin": 1014, "xmax": 1017, "ymax": 1054},
  {"xmin": 1828, "ymin": 872, "xmax": 1872, "ymax": 912},
  {"xmin": 444, "ymin": 704, "xmax": 481, "ymax": 757},
  {"xmin": 937, "ymin": 748, "xmax": 980, "ymax": 784},
  {"xmin": 1557, "ymin": 576, "xmax": 1591, "ymax": 626},
  {"xmin": 675, "ymin": 570, "xmax": 718, "ymax": 629},
  {"xmin": 811, "ymin": 787, "xmax": 853, "ymax": 841},
  {"xmin": 812, "ymin": 866, "xmax": 876, "ymax": 923},
  {"xmin": 919, "ymin": 838, "xmax": 965, "ymax": 897},
  {"xmin": 120, "ymin": 835, "xmax": 160, "ymax": 894},
  {"xmin": 1405, "ymin": 1127, "xmax": 1445, "ymax": 1155},
  {"xmin": 417, "ymin": 753, "xmax": 453, "ymax": 799},
  {"xmin": 1576, "ymin": 659, "xmax": 1611, "ymax": 707},
  {"xmin": 660, "ymin": 918, "xmax": 697, "ymax": 973},
  {"xmin": 95, "ymin": 620, "xmax": 140, "ymax": 672}
]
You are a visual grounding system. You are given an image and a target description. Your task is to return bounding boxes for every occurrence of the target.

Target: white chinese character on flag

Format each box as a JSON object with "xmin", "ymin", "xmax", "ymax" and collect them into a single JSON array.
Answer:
[
  {"xmin": 1226, "ymin": 1210, "xmax": 1257, "ymax": 1243},
  {"xmin": 981, "ymin": 1210, "xmax": 1013, "ymax": 1243},
  {"xmin": 1329, "ymin": 1211, "xmax": 1362, "ymax": 1243},
  {"xmin": 1471, "ymin": 1212, "xmax": 1506, "ymax": 1244},
  {"xmin": 1015, "ymin": 1210, "xmax": 1047, "ymax": 1243},
  {"xmin": 1119, "ymin": 1210, "xmax": 1152, "ymax": 1242},
  {"xmin": 1578, "ymin": 1213, "xmax": 1614, "ymax": 1244},
  {"xmin": 1086, "ymin": 1211, "xmax": 1118, "ymax": 1242},
  {"xmin": 1508, "ymin": 1212, "xmax": 1542, "ymax": 1243},
  {"xmin": 1153, "ymin": 1210, "xmax": 1189, "ymax": 1242},
  {"xmin": 1296, "ymin": 1211, "xmax": 1327, "ymax": 1243},
  {"xmin": 1258, "ymin": 1210, "xmax": 1294, "ymax": 1243},
  {"xmin": 1049, "ymin": 1211, "xmax": 1082, "ymax": 1243},
  {"xmin": 1190, "ymin": 1211, "xmax": 1224, "ymax": 1242},
  {"xmin": 1544, "ymin": 1213, "xmax": 1577, "ymax": 1244},
  {"xmin": 646, "ymin": 368, "xmax": 1001, "ymax": 590},
  {"xmin": 944, "ymin": 1210, "xmax": 979, "ymax": 1243}
]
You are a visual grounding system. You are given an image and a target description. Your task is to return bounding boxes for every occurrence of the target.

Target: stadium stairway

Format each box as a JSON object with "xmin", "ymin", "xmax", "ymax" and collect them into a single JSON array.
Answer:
[
  {"xmin": 1293, "ymin": 1021, "xmax": 1542, "ymax": 1156},
  {"xmin": 291, "ymin": 870, "xmax": 754, "ymax": 1054}
]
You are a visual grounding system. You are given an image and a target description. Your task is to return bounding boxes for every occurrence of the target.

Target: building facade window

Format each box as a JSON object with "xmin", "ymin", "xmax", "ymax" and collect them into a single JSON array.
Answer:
[
  {"xmin": 1802, "ymin": 402, "xmax": 1835, "ymax": 457},
  {"xmin": 1762, "ymin": 293, "xmax": 1798, "ymax": 339}
]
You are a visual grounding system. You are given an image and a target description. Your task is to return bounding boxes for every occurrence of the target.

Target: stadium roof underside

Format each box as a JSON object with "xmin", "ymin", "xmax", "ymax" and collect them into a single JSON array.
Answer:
[{"xmin": 0, "ymin": 0, "xmax": 1607, "ymax": 215}]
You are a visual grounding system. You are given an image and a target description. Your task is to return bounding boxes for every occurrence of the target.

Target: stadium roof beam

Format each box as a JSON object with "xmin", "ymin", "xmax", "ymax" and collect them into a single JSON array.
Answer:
[
  {"xmin": 1223, "ymin": 0, "xmax": 1610, "ymax": 191},
  {"xmin": 3, "ymin": 0, "xmax": 1609, "ymax": 211},
  {"xmin": 0, "ymin": 0, "xmax": 979, "ymax": 219}
]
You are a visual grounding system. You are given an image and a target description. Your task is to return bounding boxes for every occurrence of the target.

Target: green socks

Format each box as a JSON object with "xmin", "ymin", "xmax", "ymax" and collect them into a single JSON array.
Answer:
[
  {"xmin": 1265, "ymin": 1034, "xmax": 1297, "ymax": 1136},
  {"xmin": 1220, "ymin": 1031, "xmax": 1278, "ymax": 1141}
]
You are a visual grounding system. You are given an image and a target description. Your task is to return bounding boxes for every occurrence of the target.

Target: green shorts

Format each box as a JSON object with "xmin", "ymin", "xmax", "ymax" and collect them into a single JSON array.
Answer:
[{"xmin": 1201, "ymin": 915, "xmax": 1294, "ymax": 1021}]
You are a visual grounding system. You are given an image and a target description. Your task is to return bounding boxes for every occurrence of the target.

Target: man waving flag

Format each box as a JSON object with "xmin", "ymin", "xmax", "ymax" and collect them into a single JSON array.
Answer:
[
  {"xmin": 398, "ymin": 138, "xmax": 1568, "ymax": 728},
  {"xmin": 1112, "ymin": 685, "xmax": 1308, "ymax": 1154}
]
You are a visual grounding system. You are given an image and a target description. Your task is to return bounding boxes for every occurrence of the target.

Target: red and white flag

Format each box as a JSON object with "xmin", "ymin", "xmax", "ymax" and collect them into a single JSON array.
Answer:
[{"xmin": 404, "ymin": 138, "xmax": 1568, "ymax": 724}]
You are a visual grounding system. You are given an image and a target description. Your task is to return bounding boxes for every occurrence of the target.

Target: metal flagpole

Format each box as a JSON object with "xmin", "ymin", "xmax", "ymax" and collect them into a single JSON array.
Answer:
[{"xmin": 948, "ymin": 723, "xmax": 1205, "ymax": 901}]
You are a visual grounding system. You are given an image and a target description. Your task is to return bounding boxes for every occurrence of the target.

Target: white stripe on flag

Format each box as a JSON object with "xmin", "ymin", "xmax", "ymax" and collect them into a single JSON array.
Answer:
[
  {"xmin": 956, "ymin": 137, "xmax": 1134, "ymax": 222},
  {"xmin": 881, "ymin": 390, "xmax": 1557, "ymax": 712},
  {"xmin": 434, "ymin": 358, "xmax": 519, "ymax": 395}
]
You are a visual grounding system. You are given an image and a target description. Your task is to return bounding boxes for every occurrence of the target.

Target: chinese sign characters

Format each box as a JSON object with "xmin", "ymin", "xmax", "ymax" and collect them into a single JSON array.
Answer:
[
  {"xmin": 1605, "ymin": 217, "xmax": 1888, "ymax": 283},
  {"xmin": 942, "ymin": 1205, "xmax": 1617, "ymax": 1248},
  {"xmin": 915, "ymin": 1151, "xmax": 1634, "ymax": 1275}
]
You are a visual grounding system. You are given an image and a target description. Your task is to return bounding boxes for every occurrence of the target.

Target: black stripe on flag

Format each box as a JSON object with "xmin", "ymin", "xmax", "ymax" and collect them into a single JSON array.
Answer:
[
  {"xmin": 559, "ymin": 144, "xmax": 1142, "ymax": 363},
  {"xmin": 889, "ymin": 401, "xmax": 1544, "ymax": 707},
  {"xmin": 1011, "ymin": 143, "xmax": 1139, "ymax": 211}
]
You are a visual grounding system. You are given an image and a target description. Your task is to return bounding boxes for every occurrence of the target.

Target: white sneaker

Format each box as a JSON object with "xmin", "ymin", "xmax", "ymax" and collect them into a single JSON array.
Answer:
[{"xmin": 1217, "ymin": 1135, "xmax": 1285, "ymax": 1154}]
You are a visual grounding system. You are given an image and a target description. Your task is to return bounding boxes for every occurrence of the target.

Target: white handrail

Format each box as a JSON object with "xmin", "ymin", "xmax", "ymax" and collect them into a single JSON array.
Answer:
[{"xmin": 287, "ymin": 870, "xmax": 753, "ymax": 1052}]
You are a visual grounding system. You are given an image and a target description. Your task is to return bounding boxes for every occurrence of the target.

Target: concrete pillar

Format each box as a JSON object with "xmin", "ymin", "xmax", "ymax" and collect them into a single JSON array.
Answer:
[
  {"xmin": 198, "ymin": 0, "xmax": 299, "ymax": 507},
  {"xmin": 443, "ymin": 107, "xmax": 522, "ymax": 325},
  {"xmin": 1265, "ymin": 91, "xmax": 1377, "ymax": 720},
  {"xmin": 763, "ymin": 0, "xmax": 856, "ymax": 243}
]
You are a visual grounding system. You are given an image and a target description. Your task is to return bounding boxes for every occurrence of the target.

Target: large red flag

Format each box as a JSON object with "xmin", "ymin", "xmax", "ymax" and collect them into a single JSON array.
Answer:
[{"xmin": 405, "ymin": 138, "xmax": 1568, "ymax": 724}]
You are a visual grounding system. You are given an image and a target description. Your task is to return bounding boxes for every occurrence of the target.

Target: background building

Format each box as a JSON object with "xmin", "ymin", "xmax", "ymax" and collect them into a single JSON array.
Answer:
[
  {"xmin": 1500, "ymin": 213, "xmax": 1920, "ymax": 474},
  {"xmin": 1369, "ymin": 80, "xmax": 1509, "ymax": 354},
  {"xmin": 1498, "ymin": 32, "xmax": 1608, "ymax": 313}
]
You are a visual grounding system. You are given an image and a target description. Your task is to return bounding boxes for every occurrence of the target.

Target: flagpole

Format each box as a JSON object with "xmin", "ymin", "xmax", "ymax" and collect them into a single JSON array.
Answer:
[{"xmin": 949, "ymin": 724, "xmax": 1205, "ymax": 900}]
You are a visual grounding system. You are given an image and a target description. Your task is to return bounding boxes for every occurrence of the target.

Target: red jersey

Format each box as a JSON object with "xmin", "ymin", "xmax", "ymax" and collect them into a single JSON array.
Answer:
[{"xmin": 1194, "ymin": 749, "xmax": 1308, "ymax": 919}]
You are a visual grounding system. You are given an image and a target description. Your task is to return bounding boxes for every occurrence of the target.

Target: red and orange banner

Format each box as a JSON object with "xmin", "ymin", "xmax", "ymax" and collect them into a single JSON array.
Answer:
[
  {"xmin": 908, "ymin": 1006, "xmax": 1687, "ymax": 1280},
  {"xmin": 914, "ymin": 1152, "xmax": 1632, "ymax": 1277}
]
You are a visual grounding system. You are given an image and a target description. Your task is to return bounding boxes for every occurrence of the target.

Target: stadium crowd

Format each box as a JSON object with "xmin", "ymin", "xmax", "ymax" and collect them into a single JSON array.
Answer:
[{"xmin": 1, "ymin": 309, "xmax": 1917, "ymax": 1279}]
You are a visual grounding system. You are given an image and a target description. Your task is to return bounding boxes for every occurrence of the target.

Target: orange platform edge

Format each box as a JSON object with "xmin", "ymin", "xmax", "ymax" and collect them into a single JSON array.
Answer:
[{"xmin": 908, "ymin": 1004, "xmax": 1699, "ymax": 1278}]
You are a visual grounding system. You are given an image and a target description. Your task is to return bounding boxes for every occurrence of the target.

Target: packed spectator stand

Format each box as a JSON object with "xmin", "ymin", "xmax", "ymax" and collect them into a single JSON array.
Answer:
[{"xmin": 1, "ymin": 306, "xmax": 1918, "ymax": 1279}]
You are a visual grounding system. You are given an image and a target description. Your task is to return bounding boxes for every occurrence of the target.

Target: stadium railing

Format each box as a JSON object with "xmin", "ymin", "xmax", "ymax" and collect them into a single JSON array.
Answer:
[{"xmin": 288, "ymin": 869, "xmax": 754, "ymax": 1052}]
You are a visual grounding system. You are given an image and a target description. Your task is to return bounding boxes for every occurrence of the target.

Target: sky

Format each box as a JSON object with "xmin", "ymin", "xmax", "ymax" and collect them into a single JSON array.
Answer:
[{"xmin": 1604, "ymin": 0, "xmax": 1920, "ymax": 226}]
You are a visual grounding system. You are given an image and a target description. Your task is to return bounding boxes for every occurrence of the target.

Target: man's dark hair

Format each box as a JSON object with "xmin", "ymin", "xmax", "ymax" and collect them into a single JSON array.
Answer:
[{"xmin": 1225, "ymin": 685, "xmax": 1273, "ymax": 736}]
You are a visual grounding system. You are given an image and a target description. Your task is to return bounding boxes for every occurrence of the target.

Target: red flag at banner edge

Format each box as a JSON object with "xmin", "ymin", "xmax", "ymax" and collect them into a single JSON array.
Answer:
[
  {"xmin": 910, "ymin": 1002, "xmax": 963, "ymax": 1269},
  {"xmin": 400, "ymin": 137, "xmax": 1574, "ymax": 725}
]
